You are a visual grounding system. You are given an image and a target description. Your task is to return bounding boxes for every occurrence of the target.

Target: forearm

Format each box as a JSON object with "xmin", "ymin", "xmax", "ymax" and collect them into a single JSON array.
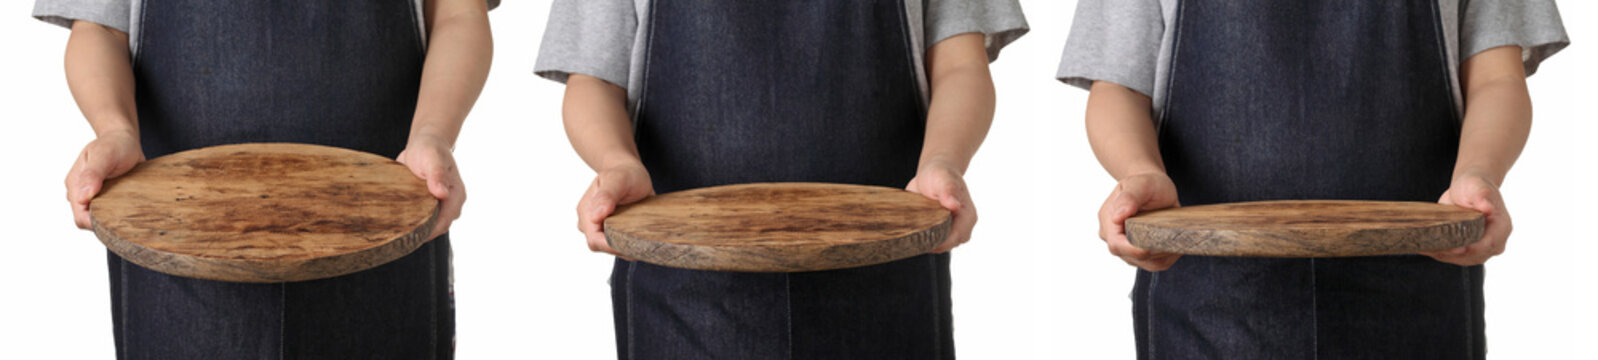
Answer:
[
  {"xmin": 65, "ymin": 20, "xmax": 137, "ymax": 137},
  {"xmin": 920, "ymin": 33, "xmax": 995, "ymax": 173},
  {"xmin": 1085, "ymin": 81, "xmax": 1164, "ymax": 179},
  {"xmin": 411, "ymin": 0, "xmax": 493, "ymax": 147},
  {"xmin": 563, "ymin": 75, "xmax": 641, "ymax": 171},
  {"xmin": 1454, "ymin": 47, "xmax": 1532, "ymax": 185}
]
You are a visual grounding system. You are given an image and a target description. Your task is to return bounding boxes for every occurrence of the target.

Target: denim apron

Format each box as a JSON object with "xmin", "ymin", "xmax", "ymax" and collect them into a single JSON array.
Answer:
[
  {"xmin": 1137, "ymin": 0, "xmax": 1483, "ymax": 359},
  {"xmin": 111, "ymin": 1, "xmax": 453, "ymax": 358},
  {"xmin": 610, "ymin": 0, "xmax": 954, "ymax": 358}
]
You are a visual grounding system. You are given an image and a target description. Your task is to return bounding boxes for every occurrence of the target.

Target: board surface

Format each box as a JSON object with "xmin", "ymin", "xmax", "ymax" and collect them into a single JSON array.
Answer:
[
  {"xmin": 90, "ymin": 143, "xmax": 438, "ymax": 283},
  {"xmin": 1125, "ymin": 200, "xmax": 1484, "ymax": 257},
  {"xmin": 605, "ymin": 183, "xmax": 952, "ymax": 272}
]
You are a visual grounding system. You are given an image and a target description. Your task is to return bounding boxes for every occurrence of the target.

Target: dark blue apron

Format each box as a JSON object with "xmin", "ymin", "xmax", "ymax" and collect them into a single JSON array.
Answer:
[
  {"xmin": 1138, "ymin": 0, "xmax": 1483, "ymax": 358},
  {"xmin": 610, "ymin": 0, "xmax": 954, "ymax": 358},
  {"xmin": 111, "ymin": 1, "xmax": 453, "ymax": 358}
]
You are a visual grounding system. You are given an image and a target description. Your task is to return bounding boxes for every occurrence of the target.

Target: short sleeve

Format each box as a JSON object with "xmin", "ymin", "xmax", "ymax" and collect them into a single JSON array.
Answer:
[
  {"xmin": 1460, "ymin": 0, "xmax": 1569, "ymax": 77},
  {"xmin": 1054, "ymin": 0, "xmax": 1164, "ymax": 96},
  {"xmin": 925, "ymin": 0, "xmax": 1030, "ymax": 62},
  {"xmin": 533, "ymin": 0, "xmax": 636, "ymax": 87},
  {"xmin": 32, "ymin": 0, "xmax": 130, "ymax": 33}
]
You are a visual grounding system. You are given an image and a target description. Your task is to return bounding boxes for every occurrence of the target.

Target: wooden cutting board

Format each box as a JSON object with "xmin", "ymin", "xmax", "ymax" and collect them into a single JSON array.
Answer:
[
  {"xmin": 604, "ymin": 183, "xmax": 952, "ymax": 272},
  {"xmin": 1125, "ymin": 200, "xmax": 1484, "ymax": 257},
  {"xmin": 90, "ymin": 143, "xmax": 439, "ymax": 283}
]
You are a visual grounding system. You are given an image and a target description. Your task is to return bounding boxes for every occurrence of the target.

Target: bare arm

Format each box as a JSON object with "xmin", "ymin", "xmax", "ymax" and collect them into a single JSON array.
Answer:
[
  {"xmin": 909, "ymin": 33, "xmax": 993, "ymax": 253},
  {"xmin": 1085, "ymin": 82, "xmax": 1163, "ymax": 179},
  {"xmin": 919, "ymin": 33, "xmax": 995, "ymax": 173},
  {"xmin": 65, "ymin": 21, "xmax": 136, "ymax": 136},
  {"xmin": 409, "ymin": 0, "xmax": 493, "ymax": 145},
  {"xmin": 1422, "ymin": 45, "xmax": 1531, "ymax": 266},
  {"xmin": 565, "ymin": 74, "xmax": 652, "ymax": 256},
  {"xmin": 563, "ymin": 75, "xmax": 641, "ymax": 172},
  {"xmin": 63, "ymin": 20, "xmax": 144, "ymax": 229},
  {"xmin": 1084, "ymin": 81, "xmax": 1180, "ymax": 271},
  {"xmin": 1454, "ymin": 46, "xmax": 1532, "ymax": 185},
  {"xmin": 397, "ymin": 0, "xmax": 493, "ymax": 239}
]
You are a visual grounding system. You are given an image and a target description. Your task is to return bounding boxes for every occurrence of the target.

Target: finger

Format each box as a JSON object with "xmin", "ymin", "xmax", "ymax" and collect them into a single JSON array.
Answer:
[
  {"xmin": 903, "ymin": 178, "xmax": 921, "ymax": 194},
  {"xmin": 1420, "ymin": 247, "xmax": 1488, "ymax": 266},
  {"xmin": 1106, "ymin": 233, "xmax": 1150, "ymax": 259},
  {"xmin": 1114, "ymin": 242, "xmax": 1179, "ymax": 271},
  {"xmin": 1478, "ymin": 213, "xmax": 1510, "ymax": 257},
  {"xmin": 1451, "ymin": 186, "xmax": 1494, "ymax": 215},
  {"xmin": 73, "ymin": 202, "xmax": 93, "ymax": 230},
  {"xmin": 584, "ymin": 225, "xmax": 620, "ymax": 254},
  {"xmin": 429, "ymin": 217, "xmax": 454, "ymax": 240},
  {"xmin": 930, "ymin": 208, "xmax": 973, "ymax": 253},
  {"xmin": 1097, "ymin": 189, "xmax": 1122, "ymax": 240},
  {"xmin": 71, "ymin": 161, "xmax": 108, "ymax": 206},
  {"xmin": 929, "ymin": 181, "xmax": 974, "ymax": 253},
  {"xmin": 1100, "ymin": 189, "xmax": 1138, "ymax": 239},
  {"xmin": 427, "ymin": 173, "xmax": 450, "ymax": 200},
  {"xmin": 1135, "ymin": 253, "xmax": 1181, "ymax": 271},
  {"xmin": 432, "ymin": 188, "xmax": 465, "ymax": 240},
  {"xmin": 394, "ymin": 149, "xmax": 412, "ymax": 165},
  {"xmin": 65, "ymin": 150, "xmax": 87, "ymax": 202},
  {"xmin": 576, "ymin": 178, "xmax": 601, "ymax": 231}
]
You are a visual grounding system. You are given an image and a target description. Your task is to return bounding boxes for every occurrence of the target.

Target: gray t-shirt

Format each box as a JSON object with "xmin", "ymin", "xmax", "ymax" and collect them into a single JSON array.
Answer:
[
  {"xmin": 533, "ymin": 0, "xmax": 1030, "ymax": 110},
  {"xmin": 33, "ymin": 0, "xmax": 501, "ymax": 54},
  {"xmin": 1055, "ymin": 0, "xmax": 1569, "ymax": 116}
]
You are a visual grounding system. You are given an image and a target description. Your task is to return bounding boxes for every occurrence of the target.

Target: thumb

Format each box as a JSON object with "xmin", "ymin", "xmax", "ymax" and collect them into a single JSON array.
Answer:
[
  {"xmin": 71, "ymin": 166, "xmax": 109, "ymax": 205},
  {"xmin": 904, "ymin": 177, "xmax": 924, "ymax": 194},
  {"xmin": 590, "ymin": 184, "xmax": 620, "ymax": 219},
  {"xmin": 938, "ymin": 191, "xmax": 962, "ymax": 213},
  {"xmin": 427, "ymin": 174, "xmax": 450, "ymax": 199},
  {"xmin": 1110, "ymin": 185, "xmax": 1143, "ymax": 218},
  {"xmin": 1452, "ymin": 186, "xmax": 1494, "ymax": 215}
]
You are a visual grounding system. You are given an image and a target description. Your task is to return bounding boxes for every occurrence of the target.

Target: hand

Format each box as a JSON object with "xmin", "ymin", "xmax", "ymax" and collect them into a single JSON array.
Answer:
[
  {"xmin": 1099, "ymin": 172, "xmax": 1182, "ymax": 271},
  {"xmin": 1420, "ymin": 173, "xmax": 1510, "ymax": 266},
  {"xmin": 577, "ymin": 162, "xmax": 654, "ymax": 256},
  {"xmin": 906, "ymin": 161, "xmax": 977, "ymax": 253},
  {"xmin": 65, "ymin": 129, "xmax": 144, "ymax": 229},
  {"xmin": 397, "ymin": 135, "xmax": 466, "ymax": 240}
]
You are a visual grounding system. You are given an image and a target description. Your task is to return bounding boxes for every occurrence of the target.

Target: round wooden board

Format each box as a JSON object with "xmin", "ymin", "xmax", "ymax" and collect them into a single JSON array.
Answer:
[
  {"xmin": 1125, "ymin": 200, "xmax": 1484, "ymax": 257},
  {"xmin": 604, "ymin": 183, "xmax": 952, "ymax": 272},
  {"xmin": 90, "ymin": 143, "xmax": 439, "ymax": 283}
]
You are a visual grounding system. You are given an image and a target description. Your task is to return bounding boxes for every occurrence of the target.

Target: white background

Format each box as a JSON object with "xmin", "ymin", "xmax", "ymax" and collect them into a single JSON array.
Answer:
[{"xmin": 1, "ymin": 1, "xmax": 1593, "ymax": 358}]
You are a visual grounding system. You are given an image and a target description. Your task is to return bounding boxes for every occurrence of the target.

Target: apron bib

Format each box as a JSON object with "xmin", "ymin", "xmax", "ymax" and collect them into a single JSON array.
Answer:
[
  {"xmin": 611, "ymin": 0, "xmax": 953, "ymax": 358},
  {"xmin": 1135, "ymin": 0, "xmax": 1484, "ymax": 358},
  {"xmin": 111, "ymin": 1, "xmax": 453, "ymax": 359}
]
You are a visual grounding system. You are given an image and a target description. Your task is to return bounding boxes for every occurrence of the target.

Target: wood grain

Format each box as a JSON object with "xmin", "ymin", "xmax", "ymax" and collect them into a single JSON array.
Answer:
[
  {"xmin": 1125, "ymin": 200, "xmax": 1484, "ymax": 257},
  {"xmin": 90, "ymin": 143, "xmax": 439, "ymax": 283},
  {"xmin": 604, "ymin": 183, "xmax": 952, "ymax": 272}
]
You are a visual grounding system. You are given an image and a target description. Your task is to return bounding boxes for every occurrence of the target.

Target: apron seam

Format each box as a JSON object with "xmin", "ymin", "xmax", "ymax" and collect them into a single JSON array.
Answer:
[
  {"xmin": 411, "ymin": 0, "xmax": 428, "ymax": 51},
  {"xmin": 1426, "ymin": 0, "xmax": 1463, "ymax": 126},
  {"xmin": 785, "ymin": 274, "xmax": 794, "ymax": 360},
  {"xmin": 132, "ymin": 0, "xmax": 148, "ymax": 65},
  {"xmin": 1462, "ymin": 266, "xmax": 1473, "ymax": 359},
  {"xmin": 430, "ymin": 242, "xmax": 439, "ymax": 359},
  {"xmin": 119, "ymin": 258, "xmax": 128, "ymax": 360},
  {"xmin": 1147, "ymin": 271, "xmax": 1158, "ymax": 360},
  {"xmin": 1155, "ymin": 0, "xmax": 1191, "ymax": 135},
  {"xmin": 631, "ymin": 0, "xmax": 661, "ymax": 132},
  {"xmin": 894, "ymin": 0, "xmax": 928, "ymax": 111},
  {"xmin": 279, "ymin": 283, "xmax": 286, "ymax": 360},
  {"xmin": 1310, "ymin": 258, "xmax": 1319, "ymax": 360},
  {"xmin": 625, "ymin": 261, "xmax": 638, "ymax": 360},
  {"xmin": 929, "ymin": 256, "xmax": 942, "ymax": 357}
]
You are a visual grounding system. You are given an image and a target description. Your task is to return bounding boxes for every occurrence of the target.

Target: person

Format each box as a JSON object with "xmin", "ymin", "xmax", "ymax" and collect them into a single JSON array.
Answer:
[
  {"xmin": 1057, "ymin": 0, "xmax": 1567, "ymax": 358},
  {"xmin": 535, "ymin": 0, "xmax": 1026, "ymax": 358},
  {"xmin": 35, "ymin": 0, "xmax": 494, "ymax": 358}
]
